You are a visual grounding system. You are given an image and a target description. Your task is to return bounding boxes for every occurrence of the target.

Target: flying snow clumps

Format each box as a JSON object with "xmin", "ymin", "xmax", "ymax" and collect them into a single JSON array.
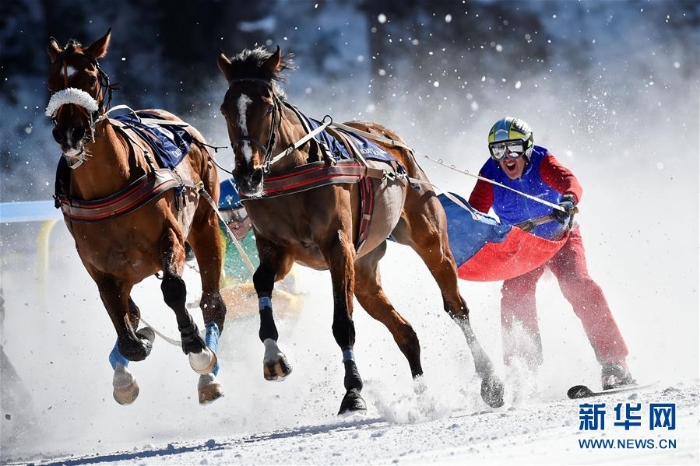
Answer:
[{"xmin": 45, "ymin": 88, "xmax": 99, "ymax": 117}]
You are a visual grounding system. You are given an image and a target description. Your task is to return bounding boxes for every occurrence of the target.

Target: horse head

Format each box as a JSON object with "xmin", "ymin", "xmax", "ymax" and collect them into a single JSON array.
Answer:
[
  {"xmin": 217, "ymin": 46, "xmax": 293, "ymax": 196},
  {"xmin": 46, "ymin": 29, "xmax": 114, "ymax": 163}
]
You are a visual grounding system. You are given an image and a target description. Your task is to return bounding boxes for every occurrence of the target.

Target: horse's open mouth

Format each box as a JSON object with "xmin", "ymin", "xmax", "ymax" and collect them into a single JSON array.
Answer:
[
  {"xmin": 233, "ymin": 173, "xmax": 265, "ymax": 198},
  {"xmin": 61, "ymin": 145, "xmax": 91, "ymax": 166},
  {"xmin": 62, "ymin": 146, "xmax": 83, "ymax": 158},
  {"xmin": 239, "ymin": 186, "xmax": 264, "ymax": 199}
]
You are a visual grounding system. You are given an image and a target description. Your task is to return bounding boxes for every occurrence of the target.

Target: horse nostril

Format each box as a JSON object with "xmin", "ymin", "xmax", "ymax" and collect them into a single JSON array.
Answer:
[
  {"xmin": 251, "ymin": 169, "xmax": 263, "ymax": 186},
  {"xmin": 52, "ymin": 127, "xmax": 65, "ymax": 144},
  {"xmin": 70, "ymin": 126, "xmax": 86, "ymax": 144}
]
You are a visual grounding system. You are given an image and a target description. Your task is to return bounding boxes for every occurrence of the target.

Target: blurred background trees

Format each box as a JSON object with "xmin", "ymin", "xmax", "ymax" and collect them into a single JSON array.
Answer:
[{"xmin": 1, "ymin": 0, "xmax": 698, "ymax": 201}]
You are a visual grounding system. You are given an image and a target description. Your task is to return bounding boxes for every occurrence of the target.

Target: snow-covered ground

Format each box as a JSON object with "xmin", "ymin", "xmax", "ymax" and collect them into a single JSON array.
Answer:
[
  {"xmin": 6, "ymin": 380, "xmax": 698, "ymax": 465},
  {"xmin": 1, "ymin": 207, "xmax": 698, "ymax": 464}
]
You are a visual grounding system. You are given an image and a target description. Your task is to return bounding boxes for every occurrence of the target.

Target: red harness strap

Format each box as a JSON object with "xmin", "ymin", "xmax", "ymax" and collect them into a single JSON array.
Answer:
[
  {"xmin": 356, "ymin": 175, "xmax": 374, "ymax": 254},
  {"xmin": 57, "ymin": 169, "xmax": 198, "ymax": 223},
  {"xmin": 328, "ymin": 129, "xmax": 379, "ymax": 254},
  {"xmin": 258, "ymin": 160, "xmax": 381, "ymax": 196},
  {"xmin": 251, "ymin": 159, "xmax": 391, "ymax": 252}
]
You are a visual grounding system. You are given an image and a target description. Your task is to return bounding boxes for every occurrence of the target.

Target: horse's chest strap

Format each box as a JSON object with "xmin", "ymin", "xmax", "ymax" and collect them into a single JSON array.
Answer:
[
  {"xmin": 245, "ymin": 160, "xmax": 398, "ymax": 252},
  {"xmin": 251, "ymin": 160, "xmax": 392, "ymax": 198},
  {"xmin": 56, "ymin": 169, "xmax": 197, "ymax": 223}
]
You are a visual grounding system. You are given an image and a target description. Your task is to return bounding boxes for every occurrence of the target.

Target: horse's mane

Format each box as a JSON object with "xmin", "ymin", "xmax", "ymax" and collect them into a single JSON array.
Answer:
[
  {"xmin": 63, "ymin": 39, "xmax": 82, "ymax": 54},
  {"xmin": 227, "ymin": 46, "xmax": 295, "ymax": 98}
]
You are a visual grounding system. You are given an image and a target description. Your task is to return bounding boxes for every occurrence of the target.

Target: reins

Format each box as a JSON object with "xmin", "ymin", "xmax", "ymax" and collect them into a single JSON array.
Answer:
[
  {"xmin": 225, "ymin": 75, "xmax": 564, "ymax": 213},
  {"xmin": 412, "ymin": 153, "xmax": 565, "ymax": 211},
  {"xmin": 267, "ymin": 114, "xmax": 333, "ymax": 167},
  {"xmin": 344, "ymin": 129, "xmax": 564, "ymax": 212},
  {"xmin": 318, "ymin": 122, "xmax": 567, "ymax": 213}
]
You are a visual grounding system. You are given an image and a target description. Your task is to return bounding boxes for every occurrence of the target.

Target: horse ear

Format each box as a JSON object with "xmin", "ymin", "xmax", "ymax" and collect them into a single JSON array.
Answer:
[
  {"xmin": 84, "ymin": 28, "xmax": 112, "ymax": 59},
  {"xmin": 48, "ymin": 37, "xmax": 62, "ymax": 61},
  {"xmin": 263, "ymin": 46, "xmax": 282, "ymax": 74},
  {"xmin": 217, "ymin": 51, "xmax": 234, "ymax": 82}
]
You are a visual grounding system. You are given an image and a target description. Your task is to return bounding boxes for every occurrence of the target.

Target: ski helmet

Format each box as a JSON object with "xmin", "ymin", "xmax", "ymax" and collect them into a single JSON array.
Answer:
[
  {"xmin": 487, "ymin": 117, "xmax": 534, "ymax": 161},
  {"xmin": 219, "ymin": 178, "xmax": 242, "ymax": 210}
]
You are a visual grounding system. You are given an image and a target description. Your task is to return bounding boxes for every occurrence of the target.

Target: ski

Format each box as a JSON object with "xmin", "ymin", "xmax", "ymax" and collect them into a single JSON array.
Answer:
[{"xmin": 567, "ymin": 382, "xmax": 658, "ymax": 400}]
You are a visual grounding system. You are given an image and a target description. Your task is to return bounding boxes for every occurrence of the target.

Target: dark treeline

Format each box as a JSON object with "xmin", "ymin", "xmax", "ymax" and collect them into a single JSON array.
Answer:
[{"xmin": 1, "ymin": 0, "xmax": 698, "ymax": 201}]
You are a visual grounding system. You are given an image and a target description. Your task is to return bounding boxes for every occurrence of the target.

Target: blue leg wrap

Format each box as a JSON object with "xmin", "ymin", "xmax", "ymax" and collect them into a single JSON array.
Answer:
[
  {"xmin": 205, "ymin": 322, "xmax": 220, "ymax": 376},
  {"xmin": 109, "ymin": 340, "xmax": 130, "ymax": 370},
  {"xmin": 259, "ymin": 296, "xmax": 272, "ymax": 311},
  {"xmin": 342, "ymin": 348, "xmax": 355, "ymax": 362}
]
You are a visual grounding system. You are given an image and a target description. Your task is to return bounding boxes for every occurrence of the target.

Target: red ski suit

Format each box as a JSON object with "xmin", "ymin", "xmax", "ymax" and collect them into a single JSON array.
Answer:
[{"xmin": 469, "ymin": 148, "xmax": 629, "ymax": 366}]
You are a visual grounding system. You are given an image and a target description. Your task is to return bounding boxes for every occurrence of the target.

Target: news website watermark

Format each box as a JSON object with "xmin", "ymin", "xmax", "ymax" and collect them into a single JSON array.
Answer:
[{"xmin": 577, "ymin": 402, "xmax": 677, "ymax": 450}]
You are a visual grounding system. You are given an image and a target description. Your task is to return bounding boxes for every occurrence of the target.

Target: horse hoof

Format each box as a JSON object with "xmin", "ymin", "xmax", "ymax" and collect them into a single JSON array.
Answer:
[
  {"xmin": 189, "ymin": 347, "xmax": 218, "ymax": 375},
  {"xmin": 113, "ymin": 367, "xmax": 139, "ymax": 405},
  {"xmin": 338, "ymin": 388, "xmax": 367, "ymax": 415},
  {"xmin": 137, "ymin": 327, "xmax": 155, "ymax": 344},
  {"xmin": 113, "ymin": 380, "xmax": 139, "ymax": 405},
  {"xmin": 117, "ymin": 328, "xmax": 155, "ymax": 362},
  {"xmin": 481, "ymin": 374, "xmax": 505, "ymax": 408},
  {"xmin": 262, "ymin": 339, "xmax": 292, "ymax": 380},
  {"xmin": 263, "ymin": 355, "xmax": 293, "ymax": 381},
  {"xmin": 198, "ymin": 374, "xmax": 224, "ymax": 404}
]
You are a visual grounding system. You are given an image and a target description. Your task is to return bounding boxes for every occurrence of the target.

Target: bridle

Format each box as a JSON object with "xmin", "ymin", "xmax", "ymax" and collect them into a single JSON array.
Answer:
[
  {"xmin": 48, "ymin": 49, "xmax": 116, "ymax": 140},
  {"xmin": 226, "ymin": 77, "xmax": 283, "ymax": 174}
]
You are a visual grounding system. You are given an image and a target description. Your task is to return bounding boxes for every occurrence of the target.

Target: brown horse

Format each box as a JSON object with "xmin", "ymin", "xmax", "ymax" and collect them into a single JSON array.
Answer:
[
  {"xmin": 46, "ymin": 29, "xmax": 227, "ymax": 404},
  {"xmin": 217, "ymin": 46, "xmax": 504, "ymax": 414}
]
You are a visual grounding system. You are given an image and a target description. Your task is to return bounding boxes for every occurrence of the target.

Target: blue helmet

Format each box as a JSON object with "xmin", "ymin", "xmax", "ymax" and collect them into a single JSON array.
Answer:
[{"xmin": 219, "ymin": 178, "xmax": 242, "ymax": 210}]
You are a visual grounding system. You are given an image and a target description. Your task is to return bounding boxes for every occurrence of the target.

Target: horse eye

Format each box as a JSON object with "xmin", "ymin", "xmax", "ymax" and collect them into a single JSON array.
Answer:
[
  {"xmin": 265, "ymin": 106, "xmax": 273, "ymax": 116},
  {"xmin": 90, "ymin": 76, "xmax": 98, "ymax": 88}
]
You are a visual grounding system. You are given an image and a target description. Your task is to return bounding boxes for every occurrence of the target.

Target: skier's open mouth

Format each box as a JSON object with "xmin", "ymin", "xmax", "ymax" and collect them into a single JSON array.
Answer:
[{"xmin": 504, "ymin": 160, "xmax": 518, "ymax": 170}]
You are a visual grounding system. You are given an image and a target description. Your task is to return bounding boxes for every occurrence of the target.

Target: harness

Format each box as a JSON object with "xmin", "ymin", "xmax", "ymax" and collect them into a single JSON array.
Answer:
[
  {"xmin": 55, "ymin": 168, "xmax": 199, "ymax": 223},
  {"xmin": 226, "ymin": 77, "xmax": 406, "ymax": 252},
  {"xmin": 51, "ymin": 107, "xmax": 202, "ymax": 222}
]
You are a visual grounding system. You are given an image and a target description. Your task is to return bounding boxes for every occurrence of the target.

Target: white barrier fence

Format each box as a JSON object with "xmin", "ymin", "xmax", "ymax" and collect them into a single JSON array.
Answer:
[{"xmin": 0, "ymin": 201, "xmax": 63, "ymax": 289}]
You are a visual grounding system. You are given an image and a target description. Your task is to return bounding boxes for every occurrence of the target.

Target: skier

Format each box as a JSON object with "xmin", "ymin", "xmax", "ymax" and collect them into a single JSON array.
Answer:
[
  {"xmin": 218, "ymin": 178, "xmax": 259, "ymax": 285},
  {"xmin": 217, "ymin": 178, "xmax": 302, "ymax": 319},
  {"xmin": 468, "ymin": 116, "xmax": 635, "ymax": 390}
]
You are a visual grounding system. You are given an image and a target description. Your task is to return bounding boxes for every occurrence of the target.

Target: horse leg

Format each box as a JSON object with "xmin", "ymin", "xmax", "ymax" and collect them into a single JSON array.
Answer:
[
  {"xmin": 253, "ymin": 238, "xmax": 293, "ymax": 380},
  {"xmin": 94, "ymin": 273, "xmax": 154, "ymax": 362},
  {"xmin": 160, "ymin": 232, "xmax": 216, "ymax": 375},
  {"xmin": 188, "ymin": 224, "xmax": 227, "ymax": 403},
  {"xmin": 419, "ymin": 245, "xmax": 504, "ymax": 407},
  {"xmin": 354, "ymin": 242, "xmax": 423, "ymax": 378},
  {"xmin": 92, "ymin": 271, "xmax": 154, "ymax": 404},
  {"xmin": 393, "ymin": 203, "xmax": 504, "ymax": 408},
  {"xmin": 107, "ymin": 298, "xmax": 155, "ymax": 404},
  {"xmin": 323, "ymin": 228, "xmax": 366, "ymax": 415}
]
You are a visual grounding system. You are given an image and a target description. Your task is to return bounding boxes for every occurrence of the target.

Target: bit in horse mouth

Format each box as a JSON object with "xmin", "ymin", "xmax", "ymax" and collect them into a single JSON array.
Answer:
[
  {"xmin": 235, "ymin": 179, "xmax": 264, "ymax": 198},
  {"xmin": 62, "ymin": 147, "xmax": 84, "ymax": 158},
  {"xmin": 241, "ymin": 189, "xmax": 264, "ymax": 199},
  {"xmin": 64, "ymin": 145, "xmax": 92, "ymax": 162}
]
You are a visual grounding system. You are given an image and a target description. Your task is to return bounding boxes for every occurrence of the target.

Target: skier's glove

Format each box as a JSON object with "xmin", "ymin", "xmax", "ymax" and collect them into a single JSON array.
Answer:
[{"xmin": 553, "ymin": 194, "xmax": 576, "ymax": 224}]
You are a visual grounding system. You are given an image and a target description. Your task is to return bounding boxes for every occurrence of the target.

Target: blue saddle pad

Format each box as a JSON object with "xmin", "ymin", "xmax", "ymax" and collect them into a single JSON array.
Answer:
[
  {"xmin": 305, "ymin": 116, "xmax": 398, "ymax": 166},
  {"xmin": 113, "ymin": 112, "xmax": 192, "ymax": 169}
]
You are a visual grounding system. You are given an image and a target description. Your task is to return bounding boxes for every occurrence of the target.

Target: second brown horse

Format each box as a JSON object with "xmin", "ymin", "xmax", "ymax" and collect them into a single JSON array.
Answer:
[{"xmin": 217, "ymin": 46, "xmax": 504, "ymax": 414}]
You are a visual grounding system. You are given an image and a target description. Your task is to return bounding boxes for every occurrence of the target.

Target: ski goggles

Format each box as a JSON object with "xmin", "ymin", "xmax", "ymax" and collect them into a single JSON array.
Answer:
[
  {"xmin": 221, "ymin": 206, "xmax": 248, "ymax": 224},
  {"xmin": 489, "ymin": 140, "xmax": 527, "ymax": 161}
]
